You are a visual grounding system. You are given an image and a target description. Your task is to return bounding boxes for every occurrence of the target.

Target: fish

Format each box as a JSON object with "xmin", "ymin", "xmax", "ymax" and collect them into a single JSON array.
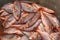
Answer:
[
  {"xmin": 0, "ymin": 11, "xmax": 9, "ymax": 20},
  {"xmin": 2, "ymin": 3, "xmax": 14, "ymax": 13},
  {"xmin": 19, "ymin": 12, "xmax": 34, "ymax": 24},
  {"xmin": 38, "ymin": 32, "xmax": 51, "ymax": 40},
  {"xmin": 50, "ymin": 32, "xmax": 60, "ymax": 40},
  {"xmin": 0, "ymin": 35, "xmax": 21, "ymax": 40},
  {"xmin": 32, "ymin": 3, "xmax": 54, "ymax": 13},
  {"xmin": 22, "ymin": 31, "xmax": 40, "ymax": 40},
  {"xmin": 21, "ymin": 36, "xmax": 29, "ymax": 40},
  {"xmin": 3, "ymin": 15, "xmax": 16, "ymax": 28},
  {"xmin": 21, "ymin": 19, "xmax": 41, "ymax": 31},
  {"xmin": 13, "ymin": 1, "xmax": 21, "ymax": 20},
  {"xmin": 4, "ymin": 28, "xmax": 23, "ymax": 34},
  {"xmin": 41, "ymin": 11, "xmax": 52, "ymax": 33},
  {"xmin": 21, "ymin": 3, "xmax": 35, "ymax": 12},
  {"xmin": 11, "ymin": 19, "xmax": 41, "ymax": 31},
  {"xmin": 43, "ymin": 11, "xmax": 60, "ymax": 31},
  {"xmin": 37, "ymin": 22, "xmax": 45, "ymax": 32},
  {"xmin": 11, "ymin": 11, "xmax": 41, "ymax": 30}
]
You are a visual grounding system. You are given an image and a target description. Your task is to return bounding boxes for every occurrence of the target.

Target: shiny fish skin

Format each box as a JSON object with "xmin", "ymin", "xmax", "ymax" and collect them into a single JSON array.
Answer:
[
  {"xmin": 21, "ymin": 3, "xmax": 35, "ymax": 12},
  {"xmin": 21, "ymin": 19, "xmax": 41, "ymax": 31},
  {"xmin": 11, "ymin": 12, "xmax": 40, "ymax": 29},
  {"xmin": 4, "ymin": 28, "xmax": 23, "ymax": 34},
  {"xmin": 0, "ymin": 1, "xmax": 60, "ymax": 40},
  {"xmin": 26, "ymin": 11, "xmax": 40, "ymax": 27},
  {"xmin": 0, "ymin": 35, "xmax": 21, "ymax": 40},
  {"xmin": 43, "ymin": 11, "xmax": 60, "ymax": 31},
  {"xmin": 11, "ymin": 19, "xmax": 41, "ymax": 31},
  {"xmin": 3, "ymin": 15, "xmax": 16, "ymax": 28},
  {"xmin": 0, "ymin": 11, "xmax": 9, "ymax": 20},
  {"xmin": 2, "ymin": 3, "xmax": 14, "ymax": 13},
  {"xmin": 38, "ymin": 32, "xmax": 51, "ymax": 40},
  {"xmin": 50, "ymin": 32, "xmax": 60, "ymax": 40},
  {"xmin": 13, "ymin": 1, "xmax": 21, "ymax": 20},
  {"xmin": 37, "ymin": 22, "xmax": 45, "ymax": 32},
  {"xmin": 21, "ymin": 36, "xmax": 29, "ymax": 40},
  {"xmin": 22, "ymin": 31, "xmax": 40, "ymax": 40},
  {"xmin": 42, "ymin": 7, "xmax": 54, "ymax": 13},
  {"xmin": 41, "ymin": 11, "xmax": 52, "ymax": 33},
  {"xmin": 19, "ymin": 13, "xmax": 34, "ymax": 24},
  {"xmin": 32, "ymin": 3, "xmax": 54, "ymax": 13}
]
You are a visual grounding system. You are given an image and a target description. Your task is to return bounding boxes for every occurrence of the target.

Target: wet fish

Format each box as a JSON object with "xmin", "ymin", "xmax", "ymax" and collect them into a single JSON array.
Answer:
[
  {"xmin": 4, "ymin": 28, "xmax": 23, "ymax": 34},
  {"xmin": 37, "ymin": 22, "xmax": 45, "ymax": 32},
  {"xmin": 41, "ymin": 11, "xmax": 52, "ymax": 33},
  {"xmin": 32, "ymin": 3, "xmax": 54, "ymax": 13},
  {"xmin": 0, "ymin": 11, "xmax": 9, "ymax": 20},
  {"xmin": 38, "ymin": 32, "xmax": 51, "ymax": 40},
  {"xmin": 50, "ymin": 32, "xmax": 60, "ymax": 40},
  {"xmin": 13, "ymin": 1, "xmax": 21, "ymax": 20},
  {"xmin": 21, "ymin": 36, "xmax": 29, "ymax": 40},
  {"xmin": 0, "ymin": 35, "xmax": 21, "ymax": 40},
  {"xmin": 21, "ymin": 3, "xmax": 35, "ymax": 12},
  {"xmin": 2, "ymin": 3, "xmax": 14, "ymax": 13},
  {"xmin": 43, "ymin": 11, "xmax": 60, "ymax": 31},
  {"xmin": 19, "ymin": 12, "xmax": 34, "ymax": 24},
  {"xmin": 21, "ymin": 19, "xmax": 41, "ymax": 31},
  {"xmin": 3, "ymin": 15, "xmax": 16, "ymax": 28}
]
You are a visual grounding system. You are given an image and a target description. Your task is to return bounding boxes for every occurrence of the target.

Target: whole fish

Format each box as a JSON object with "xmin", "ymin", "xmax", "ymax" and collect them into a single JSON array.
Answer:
[{"xmin": 41, "ymin": 11, "xmax": 52, "ymax": 33}]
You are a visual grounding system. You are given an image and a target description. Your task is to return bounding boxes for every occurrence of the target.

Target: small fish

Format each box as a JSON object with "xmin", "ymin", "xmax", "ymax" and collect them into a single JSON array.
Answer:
[
  {"xmin": 3, "ymin": 15, "xmax": 16, "ymax": 28},
  {"xmin": 21, "ymin": 36, "xmax": 29, "ymax": 40},
  {"xmin": 42, "ymin": 7, "xmax": 54, "ymax": 13},
  {"xmin": 22, "ymin": 19, "xmax": 41, "ymax": 31},
  {"xmin": 21, "ymin": 3, "xmax": 35, "ymax": 12},
  {"xmin": 4, "ymin": 28, "xmax": 23, "ymax": 34},
  {"xmin": 13, "ymin": 1, "xmax": 21, "ymax": 20},
  {"xmin": 19, "ymin": 12, "xmax": 34, "ymax": 24},
  {"xmin": 41, "ymin": 11, "xmax": 52, "ymax": 33},
  {"xmin": 0, "ymin": 35, "xmax": 21, "ymax": 40},
  {"xmin": 37, "ymin": 22, "xmax": 45, "ymax": 32},
  {"xmin": 2, "ymin": 3, "xmax": 14, "ymax": 13},
  {"xmin": 32, "ymin": 3, "xmax": 41, "ymax": 12},
  {"xmin": 43, "ymin": 11, "xmax": 60, "ymax": 31},
  {"xmin": 32, "ymin": 3, "xmax": 54, "ymax": 13},
  {"xmin": 22, "ymin": 31, "xmax": 39, "ymax": 40},
  {"xmin": 0, "ymin": 11, "xmax": 9, "ymax": 20},
  {"xmin": 50, "ymin": 32, "xmax": 60, "ymax": 40},
  {"xmin": 38, "ymin": 32, "xmax": 51, "ymax": 40}
]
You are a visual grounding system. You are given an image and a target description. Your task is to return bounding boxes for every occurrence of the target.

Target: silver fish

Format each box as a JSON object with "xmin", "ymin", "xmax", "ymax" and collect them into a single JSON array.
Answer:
[
  {"xmin": 22, "ymin": 19, "xmax": 41, "ymax": 31},
  {"xmin": 0, "ymin": 11, "xmax": 9, "ymax": 20},
  {"xmin": 21, "ymin": 36, "xmax": 29, "ymax": 40},
  {"xmin": 37, "ymin": 22, "xmax": 45, "ymax": 32},
  {"xmin": 19, "ymin": 13, "xmax": 34, "ymax": 24},
  {"xmin": 38, "ymin": 32, "xmax": 51, "ymax": 40},
  {"xmin": 4, "ymin": 28, "xmax": 23, "ymax": 34},
  {"xmin": 50, "ymin": 32, "xmax": 60, "ymax": 40},
  {"xmin": 3, "ymin": 15, "xmax": 16, "ymax": 28},
  {"xmin": 32, "ymin": 3, "xmax": 54, "ymax": 13},
  {"xmin": 41, "ymin": 11, "xmax": 52, "ymax": 33},
  {"xmin": 2, "ymin": 3, "xmax": 14, "ymax": 13},
  {"xmin": 0, "ymin": 35, "xmax": 21, "ymax": 40},
  {"xmin": 43, "ymin": 11, "xmax": 60, "ymax": 31},
  {"xmin": 21, "ymin": 3, "xmax": 35, "ymax": 12},
  {"xmin": 13, "ymin": 1, "xmax": 21, "ymax": 20}
]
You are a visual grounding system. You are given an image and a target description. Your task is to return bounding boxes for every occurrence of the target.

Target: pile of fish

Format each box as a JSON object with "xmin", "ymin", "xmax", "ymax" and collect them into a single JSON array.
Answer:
[{"xmin": 0, "ymin": 0, "xmax": 60, "ymax": 40}]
